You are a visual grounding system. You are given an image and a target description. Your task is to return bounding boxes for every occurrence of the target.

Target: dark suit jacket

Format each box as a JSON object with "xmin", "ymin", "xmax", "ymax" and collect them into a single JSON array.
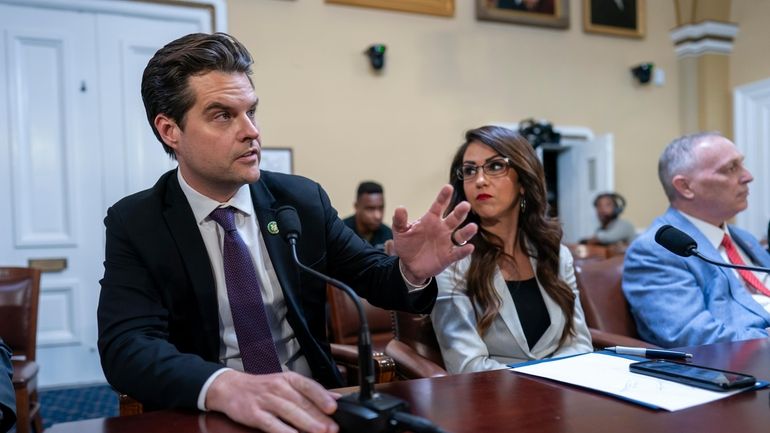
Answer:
[
  {"xmin": 97, "ymin": 170, "xmax": 436, "ymax": 410},
  {"xmin": 0, "ymin": 339, "xmax": 15, "ymax": 433}
]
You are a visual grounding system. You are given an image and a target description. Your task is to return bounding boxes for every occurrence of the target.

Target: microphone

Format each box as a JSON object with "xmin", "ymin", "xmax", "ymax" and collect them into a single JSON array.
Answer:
[
  {"xmin": 274, "ymin": 206, "xmax": 448, "ymax": 433},
  {"xmin": 655, "ymin": 224, "xmax": 770, "ymax": 274}
]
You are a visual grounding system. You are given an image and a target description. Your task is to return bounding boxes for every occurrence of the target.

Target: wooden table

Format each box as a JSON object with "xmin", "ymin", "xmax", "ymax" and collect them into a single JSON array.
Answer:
[{"xmin": 48, "ymin": 338, "xmax": 770, "ymax": 433}]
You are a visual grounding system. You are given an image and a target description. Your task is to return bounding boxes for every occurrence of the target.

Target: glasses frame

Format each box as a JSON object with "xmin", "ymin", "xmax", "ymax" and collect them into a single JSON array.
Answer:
[{"xmin": 456, "ymin": 157, "xmax": 513, "ymax": 182}]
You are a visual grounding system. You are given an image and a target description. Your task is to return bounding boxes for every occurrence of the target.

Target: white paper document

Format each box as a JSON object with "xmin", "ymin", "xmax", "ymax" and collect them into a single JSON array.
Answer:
[{"xmin": 511, "ymin": 352, "xmax": 752, "ymax": 411}]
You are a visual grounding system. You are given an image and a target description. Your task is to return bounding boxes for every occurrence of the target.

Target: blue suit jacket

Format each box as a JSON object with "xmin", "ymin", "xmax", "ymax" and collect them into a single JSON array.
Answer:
[{"xmin": 623, "ymin": 208, "xmax": 770, "ymax": 348}]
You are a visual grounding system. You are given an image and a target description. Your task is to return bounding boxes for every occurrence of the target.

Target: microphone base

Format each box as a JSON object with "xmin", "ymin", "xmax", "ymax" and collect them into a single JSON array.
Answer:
[{"xmin": 332, "ymin": 392, "xmax": 409, "ymax": 433}]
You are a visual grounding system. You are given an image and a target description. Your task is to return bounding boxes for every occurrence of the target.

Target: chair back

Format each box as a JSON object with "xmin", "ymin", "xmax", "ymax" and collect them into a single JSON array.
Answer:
[
  {"xmin": 574, "ymin": 255, "xmax": 639, "ymax": 337},
  {"xmin": 392, "ymin": 311, "xmax": 444, "ymax": 368},
  {"xmin": 0, "ymin": 267, "xmax": 41, "ymax": 362},
  {"xmin": 326, "ymin": 284, "xmax": 395, "ymax": 351},
  {"xmin": 566, "ymin": 243, "xmax": 609, "ymax": 261}
]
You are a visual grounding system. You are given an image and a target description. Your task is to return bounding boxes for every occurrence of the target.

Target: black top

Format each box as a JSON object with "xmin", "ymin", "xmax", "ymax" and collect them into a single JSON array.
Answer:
[
  {"xmin": 343, "ymin": 216, "xmax": 393, "ymax": 251},
  {"xmin": 506, "ymin": 277, "xmax": 550, "ymax": 350}
]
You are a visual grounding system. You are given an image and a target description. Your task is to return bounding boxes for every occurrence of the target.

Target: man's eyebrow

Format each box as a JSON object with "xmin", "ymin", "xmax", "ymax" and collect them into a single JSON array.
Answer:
[
  {"xmin": 202, "ymin": 98, "xmax": 258, "ymax": 113},
  {"xmin": 202, "ymin": 102, "xmax": 233, "ymax": 113}
]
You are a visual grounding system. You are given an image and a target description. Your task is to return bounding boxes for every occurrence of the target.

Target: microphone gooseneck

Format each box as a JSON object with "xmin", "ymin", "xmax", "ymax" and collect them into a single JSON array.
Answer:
[
  {"xmin": 655, "ymin": 224, "xmax": 770, "ymax": 274},
  {"xmin": 274, "ymin": 206, "xmax": 449, "ymax": 433},
  {"xmin": 275, "ymin": 205, "xmax": 375, "ymax": 399}
]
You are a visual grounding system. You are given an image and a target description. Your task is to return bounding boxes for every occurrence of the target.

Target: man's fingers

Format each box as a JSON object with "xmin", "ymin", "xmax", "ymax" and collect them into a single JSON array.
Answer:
[
  {"xmin": 248, "ymin": 410, "xmax": 298, "ymax": 433},
  {"xmin": 452, "ymin": 223, "xmax": 478, "ymax": 246},
  {"xmin": 392, "ymin": 207, "xmax": 409, "ymax": 233},
  {"xmin": 261, "ymin": 393, "xmax": 337, "ymax": 433},
  {"xmin": 426, "ymin": 185, "xmax": 454, "ymax": 217},
  {"xmin": 443, "ymin": 201, "xmax": 472, "ymax": 229},
  {"xmin": 287, "ymin": 373, "xmax": 338, "ymax": 415},
  {"xmin": 448, "ymin": 243, "xmax": 475, "ymax": 262}
]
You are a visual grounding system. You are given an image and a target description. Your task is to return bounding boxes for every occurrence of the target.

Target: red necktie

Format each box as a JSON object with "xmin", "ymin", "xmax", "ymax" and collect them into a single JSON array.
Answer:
[{"xmin": 721, "ymin": 233, "xmax": 770, "ymax": 297}]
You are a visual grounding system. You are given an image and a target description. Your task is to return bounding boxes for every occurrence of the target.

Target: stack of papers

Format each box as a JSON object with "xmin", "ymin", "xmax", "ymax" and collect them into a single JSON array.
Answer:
[{"xmin": 510, "ymin": 352, "xmax": 762, "ymax": 411}]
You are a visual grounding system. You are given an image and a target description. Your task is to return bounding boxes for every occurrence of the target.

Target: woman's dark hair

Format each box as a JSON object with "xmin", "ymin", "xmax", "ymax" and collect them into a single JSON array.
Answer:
[
  {"xmin": 141, "ymin": 32, "xmax": 253, "ymax": 158},
  {"xmin": 447, "ymin": 125, "xmax": 576, "ymax": 343}
]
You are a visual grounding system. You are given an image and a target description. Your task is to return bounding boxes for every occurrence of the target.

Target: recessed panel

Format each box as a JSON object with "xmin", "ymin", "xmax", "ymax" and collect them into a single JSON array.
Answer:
[
  {"xmin": 11, "ymin": 35, "xmax": 74, "ymax": 247},
  {"xmin": 38, "ymin": 284, "xmax": 78, "ymax": 346}
]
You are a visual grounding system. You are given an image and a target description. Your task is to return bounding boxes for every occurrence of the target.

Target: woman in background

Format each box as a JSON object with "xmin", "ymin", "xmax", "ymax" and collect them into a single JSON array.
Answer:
[{"xmin": 432, "ymin": 125, "xmax": 592, "ymax": 373}]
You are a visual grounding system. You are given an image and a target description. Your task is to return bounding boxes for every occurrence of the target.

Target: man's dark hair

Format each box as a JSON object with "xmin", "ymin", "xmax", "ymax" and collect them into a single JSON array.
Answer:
[
  {"xmin": 356, "ymin": 181, "xmax": 384, "ymax": 199},
  {"xmin": 141, "ymin": 32, "xmax": 253, "ymax": 158}
]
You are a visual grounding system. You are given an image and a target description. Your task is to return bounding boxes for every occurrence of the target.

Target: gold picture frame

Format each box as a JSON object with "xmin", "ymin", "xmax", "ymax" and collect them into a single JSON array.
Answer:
[
  {"xmin": 326, "ymin": 0, "xmax": 454, "ymax": 17},
  {"xmin": 476, "ymin": 0, "xmax": 569, "ymax": 29},
  {"xmin": 583, "ymin": 0, "xmax": 645, "ymax": 38}
]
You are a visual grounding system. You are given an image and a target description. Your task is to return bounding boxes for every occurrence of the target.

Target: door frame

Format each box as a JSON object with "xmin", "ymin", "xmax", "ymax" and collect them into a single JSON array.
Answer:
[
  {"xmin": 734, "ymin": 77, "xmax": 770, "ymax": 240},
  {"xmin": 0, "ymin": 0, "xmax": 227, "ymax": 32}
]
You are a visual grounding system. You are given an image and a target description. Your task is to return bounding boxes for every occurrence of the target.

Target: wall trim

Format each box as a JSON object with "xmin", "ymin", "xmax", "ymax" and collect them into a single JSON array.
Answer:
[
  {"xmin": 0, "ymin": 0, "xmax": 227, "ymax": 32},
  {"xmin": 733, "ymin": 77, "xmax": 770, "ymax": 239},
  {"xmin": 670, "ymin": 20, "xmax": 738, "ymax": 58}
]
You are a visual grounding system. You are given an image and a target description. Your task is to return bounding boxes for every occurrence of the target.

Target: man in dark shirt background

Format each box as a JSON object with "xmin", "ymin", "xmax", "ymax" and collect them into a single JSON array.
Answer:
[{"xmin": 344, "ymin": 181, "xmax": 393, "ymax": 253}]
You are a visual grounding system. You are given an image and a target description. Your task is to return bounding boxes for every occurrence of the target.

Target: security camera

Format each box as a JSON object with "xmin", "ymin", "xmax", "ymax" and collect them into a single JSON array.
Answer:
[
  {"xmin": 365, "ymin": 44, "xmax": 386, "ymax": 71},
  {"xmin": 631, "ymin": 63, "xmax": 654, "ymax": 84}
]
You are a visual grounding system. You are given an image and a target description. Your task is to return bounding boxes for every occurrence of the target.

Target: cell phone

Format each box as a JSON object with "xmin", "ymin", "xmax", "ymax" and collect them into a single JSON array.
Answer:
[{"xmin": 629, "ymin": 360, "xmax": 756, "ymax": 392}]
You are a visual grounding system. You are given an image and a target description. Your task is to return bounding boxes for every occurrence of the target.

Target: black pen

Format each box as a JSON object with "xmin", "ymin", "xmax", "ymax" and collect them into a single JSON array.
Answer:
[{"xmin": 605, "ymin": 346, "xmax": 693, "ymax": 360}]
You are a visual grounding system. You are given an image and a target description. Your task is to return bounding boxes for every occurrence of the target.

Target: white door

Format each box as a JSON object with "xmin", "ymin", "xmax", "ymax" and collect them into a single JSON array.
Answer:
[
  {"xmin": 0, "ymin": 2, "xmax": 106, "ymax": 387},
  {"xmin": 0, "ymin": 1, "xmax": 208, "ymax": 387}
]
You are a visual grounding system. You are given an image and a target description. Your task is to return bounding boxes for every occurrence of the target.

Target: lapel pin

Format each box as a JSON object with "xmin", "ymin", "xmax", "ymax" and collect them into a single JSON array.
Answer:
[{"xmin": 267, "ymin": 221, "xmax": 279, "ymax": 235}]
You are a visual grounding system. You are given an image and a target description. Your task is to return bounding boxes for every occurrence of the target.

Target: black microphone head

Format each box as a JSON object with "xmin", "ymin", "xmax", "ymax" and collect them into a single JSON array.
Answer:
[
  {"xmin": 655, "ymin": 224, "xmax": 697, "ymax": 257},
  {"xmin": 275, "ymin": 205, "xmax": 301, "ymax": 243}
]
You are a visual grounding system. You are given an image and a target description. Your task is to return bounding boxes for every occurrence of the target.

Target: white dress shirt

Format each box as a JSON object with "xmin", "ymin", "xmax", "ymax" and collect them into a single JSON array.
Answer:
[
  {"xmin": 177, "ymin": 171, "xmax": 311, "ymax": 410},
  {"xmin": 680, "ymin": 212, "xmax": 770, "ymax": 314}
]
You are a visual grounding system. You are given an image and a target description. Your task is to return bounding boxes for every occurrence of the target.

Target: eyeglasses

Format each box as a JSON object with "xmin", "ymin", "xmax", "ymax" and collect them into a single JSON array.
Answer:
[{"xmin": 456, "ymin": 157, "xmax": 512, "ymax": 182}]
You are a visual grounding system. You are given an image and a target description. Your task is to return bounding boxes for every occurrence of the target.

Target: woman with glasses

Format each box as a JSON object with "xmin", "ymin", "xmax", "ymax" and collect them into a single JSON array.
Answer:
[{"xmin": 431, "ymin": 125, "xmax": 592, "ymax": 373}]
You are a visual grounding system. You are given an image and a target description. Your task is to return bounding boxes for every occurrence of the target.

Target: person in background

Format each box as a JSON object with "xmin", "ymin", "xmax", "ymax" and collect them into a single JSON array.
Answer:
[
  {"xmin": 581, "ymin": 192, "xmax": 636, "ymax": 246},
  {"xmin": 343, "ymin": 181, "xmax": 394, "ymax": 254},
  {"xmin": 0, "ymin": 339, "xmax": 15, "ymax": 433},
  {"xmin": 623, "ymin": 132, "xmax": 770, "ymax": 348},
  {"xmin": 97, "ymin": 32, "xmax": 478, "ymax": 433},
  {"xmin": 431, "ymin": 126, "xmax": 593, "ymax": 373}
]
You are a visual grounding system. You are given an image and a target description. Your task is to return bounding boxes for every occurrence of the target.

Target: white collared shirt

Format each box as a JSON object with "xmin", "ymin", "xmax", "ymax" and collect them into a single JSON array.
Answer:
[
  {"xmin": 679, "ymin": 211, "xmax": 770, "ymax": 313},
  {"xmin": 177, "ymin": 171, "xmax": 311, "ymax": 410}
]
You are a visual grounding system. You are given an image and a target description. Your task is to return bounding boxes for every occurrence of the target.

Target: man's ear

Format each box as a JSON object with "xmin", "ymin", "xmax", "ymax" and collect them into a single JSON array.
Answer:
[
  {"xmin": 154, "ymin": 114, "xmax": 180, "ymax": 151},
  {"xmin": 671, "ymin": 174, "xmax": 694, "ymax": 199}
]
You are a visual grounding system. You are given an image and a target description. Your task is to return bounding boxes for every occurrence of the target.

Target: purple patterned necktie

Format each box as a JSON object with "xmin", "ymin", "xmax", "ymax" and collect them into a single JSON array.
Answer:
[{"xmin": 209, "ymin": 207, "xmax": 282, "ymax": 374}]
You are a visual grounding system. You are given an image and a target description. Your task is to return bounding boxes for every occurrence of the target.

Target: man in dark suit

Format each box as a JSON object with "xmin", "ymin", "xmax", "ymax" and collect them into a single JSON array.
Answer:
[
  {"xmin": 97, "ymin": 32, "xmax": 477, "ymax": 433},
  {"xmin": 0, "ymin": 339, "xmax": 15, "ymax": 433}
]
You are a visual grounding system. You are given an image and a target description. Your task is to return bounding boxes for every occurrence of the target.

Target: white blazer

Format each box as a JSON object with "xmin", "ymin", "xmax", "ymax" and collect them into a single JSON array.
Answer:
[{"xmin": 431, "ymin": 244, "xmax": 593, "ymax": 373}]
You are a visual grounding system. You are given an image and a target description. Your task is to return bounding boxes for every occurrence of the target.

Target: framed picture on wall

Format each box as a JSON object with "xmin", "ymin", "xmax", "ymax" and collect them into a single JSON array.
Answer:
[
  {"xmin": 583, "ymin": 0, "xmax": 645, "ymax": 38},
  {"xmin": 260, "ymin": 148, "xmax": 293, "ymax": 174},
  {"xmin": 326, "ymin": 0, "xmax": 454, "ymax": 17},
  {"xmin": 476, "ymin": 0, "xmax": 569, "ymax": 29}
]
